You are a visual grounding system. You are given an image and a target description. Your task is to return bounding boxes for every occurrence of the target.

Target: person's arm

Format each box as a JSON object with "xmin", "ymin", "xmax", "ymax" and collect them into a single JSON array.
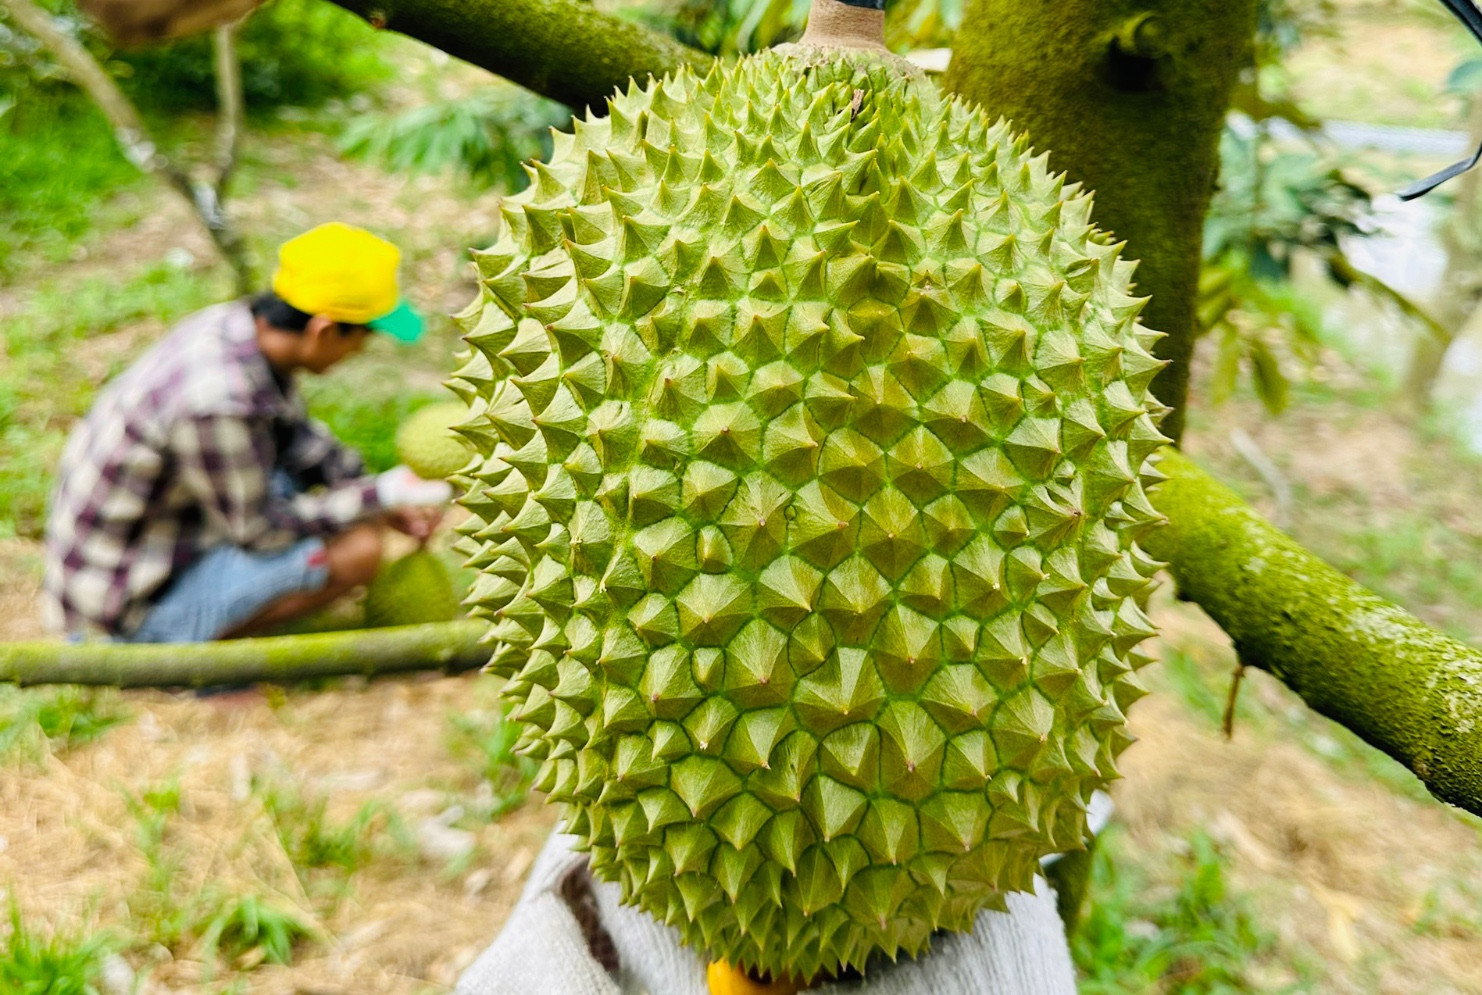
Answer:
[{"xmin": 171, "ymin": 413, "xmax": 380, "ymax": 549}]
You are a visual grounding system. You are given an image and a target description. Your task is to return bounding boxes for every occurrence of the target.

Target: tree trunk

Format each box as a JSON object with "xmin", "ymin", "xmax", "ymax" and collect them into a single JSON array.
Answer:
[
  {"xmin": 943, "ymin": 0, "xmax": 1258, "ymax": 443},
  {"xmin": 0, "ymin": 621, "xmax": 489, "ymax": 688},
  {"xmin": 1147, "ymin": 450, "xmax": 1482, "ymax": 818},
  {"xmin": 326, "ymin": 0, "xmax": 711, "ymax": 111}
]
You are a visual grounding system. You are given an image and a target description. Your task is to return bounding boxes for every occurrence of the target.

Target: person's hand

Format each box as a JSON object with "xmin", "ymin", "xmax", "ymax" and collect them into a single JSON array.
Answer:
[
  {"xmin": 455, "ymin": 833, "xmax": 1078, "ymax": 995},
  {"xmin": 375, "ymin": 464, "xmax": 453, "ymax": 509},
  {"xmin": 387, "ymin": 505, "xmax": 442, "ymax": 540}
]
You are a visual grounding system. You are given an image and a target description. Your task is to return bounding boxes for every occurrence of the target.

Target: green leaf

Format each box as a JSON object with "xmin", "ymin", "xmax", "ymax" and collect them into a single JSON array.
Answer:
[
  {"xmin": 1248, "ymin": 339, "xmax": 1289, "ymax": 415},
  {"xmin": 1211, "ymin": 327, "xmax": 1242, "ymax": 408}
]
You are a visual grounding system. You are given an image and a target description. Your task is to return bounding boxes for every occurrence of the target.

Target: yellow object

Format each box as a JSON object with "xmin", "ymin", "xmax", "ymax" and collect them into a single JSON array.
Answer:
[
  {"xmin": 706, "ymin": 961, "xmax": 806, "ymax": 995},
  {"xmin": 272, "ymin": 222, "xmax": 402, "ymax": 324}
]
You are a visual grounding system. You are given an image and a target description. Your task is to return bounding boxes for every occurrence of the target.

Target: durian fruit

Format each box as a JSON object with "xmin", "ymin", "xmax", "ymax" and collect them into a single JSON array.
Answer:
[
  {"xmin": 397, "ymin": 401, "xmax": 476, "ymax": 481},
  {"xmin": 364, "ymin": 550, "xmax": 461, "ymax": 628},
  {"xmin": 447, "ymin": 41, "xmax": 1167, "ymax": 981}
]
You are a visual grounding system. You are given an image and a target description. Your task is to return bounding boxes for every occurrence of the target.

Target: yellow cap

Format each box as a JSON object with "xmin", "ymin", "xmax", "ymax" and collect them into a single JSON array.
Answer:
[{"xmin": 271, "ymin": 222, "xmax": 404, "ymax": 326}]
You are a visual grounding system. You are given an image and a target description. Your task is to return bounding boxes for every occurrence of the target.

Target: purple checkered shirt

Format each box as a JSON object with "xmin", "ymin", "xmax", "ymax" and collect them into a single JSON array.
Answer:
[{"xmin": 42, "ymin": 301, "xmax": 382, "ymax": 637}]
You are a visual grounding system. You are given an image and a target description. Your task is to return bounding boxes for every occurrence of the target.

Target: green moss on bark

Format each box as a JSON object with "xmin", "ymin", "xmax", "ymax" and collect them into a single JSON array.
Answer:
[
  {"xmin": 327, "ymin": 0, "xmax": 711, "ymax": 110},
  {"xmin": 1146, "ymin": 449, "xmax": 1482, "ymax": 817},
  {"xmin": 943, "ymin": 0, "xmax": 1257, "ymax": 442}
]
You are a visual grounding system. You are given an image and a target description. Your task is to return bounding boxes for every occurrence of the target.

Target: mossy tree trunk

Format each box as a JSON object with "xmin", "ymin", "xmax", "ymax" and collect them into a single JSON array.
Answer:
[{"xmin": 944, "ymin": 0, "xmax": 1258, "ymax": 443}]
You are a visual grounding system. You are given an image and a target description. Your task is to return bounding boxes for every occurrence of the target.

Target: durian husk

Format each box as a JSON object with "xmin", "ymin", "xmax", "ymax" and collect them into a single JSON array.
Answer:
[{"xmin": 449, "ymin": 36, "xmax": 1167, "ymax": 981}]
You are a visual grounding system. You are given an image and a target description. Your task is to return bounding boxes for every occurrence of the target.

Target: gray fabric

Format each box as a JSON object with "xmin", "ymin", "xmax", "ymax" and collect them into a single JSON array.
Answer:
[{"xmin": 457, "ymin": 833, "xmax": 1077, "ymax": 995}]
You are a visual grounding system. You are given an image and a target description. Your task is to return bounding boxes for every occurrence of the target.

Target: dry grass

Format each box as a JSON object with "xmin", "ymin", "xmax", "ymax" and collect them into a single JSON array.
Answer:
[
  {"xmin": 1131, "ymin": 598, "xmax": 1482, "ymax": 994},
  {"xmin": 1, "ymin": 678, "xmax": 560, "ymax": 993}
]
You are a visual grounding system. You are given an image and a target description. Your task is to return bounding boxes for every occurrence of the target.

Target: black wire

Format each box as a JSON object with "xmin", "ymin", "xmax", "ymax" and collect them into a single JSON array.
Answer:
[
  {"xmin": 835, "ymin": 0, "xmax": 887, "ymax": 9},
  {"xmin": 1400, "ymin": 0, "xmax": 1482, "ymax": 199},
  {"xmin": 1438, "ymin": 0, "xmax": 1482, "ymax": 44}
]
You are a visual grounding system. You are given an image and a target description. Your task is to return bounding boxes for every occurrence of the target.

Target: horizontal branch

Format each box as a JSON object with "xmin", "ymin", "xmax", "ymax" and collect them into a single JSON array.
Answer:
[
  {"xmin": 1146, "ymin": 448, "xmax": 1482, "ymax": 818},
  {"xmin": 326, "ymin": 0, "xmax": 711, "ymax": 110},
  {"xmin": 0, "ymin": 621, "xmax": 489, "ymax": 689}
]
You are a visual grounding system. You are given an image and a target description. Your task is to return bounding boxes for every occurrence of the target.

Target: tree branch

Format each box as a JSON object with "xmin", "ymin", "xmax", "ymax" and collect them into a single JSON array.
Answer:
[
  {"xmin": 1, "ymin": 0, "xmax": 254, "ymax": 290},
  {"xmin": 0, "ymin": 621, "xmax": 489, "ymax": 688},
  {"xmin": 212, "ymin": 21, "xmax": 244, "ymax": 193},
  {"xmin": 1146, "ymin": 448, "xmax": 1482, "ymax": 818},
  {"xmin": 325, "ymin": 0, "xmax": 711, "ymax": 111}
]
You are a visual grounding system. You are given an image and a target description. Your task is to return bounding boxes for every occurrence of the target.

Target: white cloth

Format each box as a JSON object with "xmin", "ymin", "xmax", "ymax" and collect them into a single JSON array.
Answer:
[
  {"xmin": 456, "ymin": 833, "xmax": 1077, "ymax": 995},
  {"xmin": 375, "ymin": 465, "xmax": 453, "ymax": 508}
]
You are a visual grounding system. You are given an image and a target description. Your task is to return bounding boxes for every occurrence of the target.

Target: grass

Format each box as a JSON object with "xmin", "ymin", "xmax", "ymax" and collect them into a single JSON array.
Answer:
[
  {"xmin": 195, "ymin": 892, "xmax": 317, "ymax": 970},
  {"xmin": 122, "ymin": 777, "xmax": 319, "ymax": 976},
  {"xmin": 446, "ymin": 697, "xmax": 539, "ymax": 824},
  {"xmin": 1075, "ymin": 828, "xmax": 1311, "ymax": 993},
  {"xmin": 0, "ymin": 901, "xmax": 113, "ymax": 995},
  {"xmin": 0, "ymin": 95, "xmax": 141, "ymax": 278},
  {"xmin": 0, "ymin": 685, "xmax": 128, "ymax": 764},
  {"xmin": 258, "ymin": 778, "xmax": 407, "ymax": 903}
]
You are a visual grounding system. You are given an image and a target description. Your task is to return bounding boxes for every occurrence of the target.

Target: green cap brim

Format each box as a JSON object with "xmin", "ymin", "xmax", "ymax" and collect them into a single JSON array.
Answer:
[{"xmin": 368, "ymin": 300, "xmax": 425, "ymax": 343}]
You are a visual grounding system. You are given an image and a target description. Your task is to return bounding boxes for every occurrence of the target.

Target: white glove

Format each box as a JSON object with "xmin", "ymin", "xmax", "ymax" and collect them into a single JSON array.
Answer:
[
  {"xmin": 456, "ymin": 833, "xmax": 1077, "ymax": 995},
  {"xmin": 375, "ymin": 465, "xmax": 454, "ymax": 509}
]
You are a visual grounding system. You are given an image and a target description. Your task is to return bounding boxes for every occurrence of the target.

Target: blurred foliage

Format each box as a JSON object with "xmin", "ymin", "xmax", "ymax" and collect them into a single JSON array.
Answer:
[
  {"xmin": 0, "ymin": 685, "xmax": 128, "ymax": 764},
  {"xmin": 1256, "ymin": 0, "xmax": 1337, "ymax": 60},
  {"xmin": 1199, "ymin": 123, "xmax": 1372, "ymax": 414},
  {"xmin": 113, "ymin": 0, "xmax": 389, "ymax": 113},
  {"xmin": 302, "ymin": 384, "xmax": 454, "ymax": 474},
  {"xmin": 0, "ymin": 0, "xmax": 388, "ymax": 111},
  {"xmin": 1194, "ymin": 0, "xmax": 1443, "ymax": 416},
  {"xmin": 339, "ymin": 83, "xmax": 569, "ymax": 192},
  {"xmin": 621, "ymin": 0, "xmax": 960, "ymax": 55},
  {"xmin": 0, "ymin": 901, "xmax": 113, "ymax": 995},
  {"xmin": 0, "ymin": 94, "xmax": 139, "ymax": 275}
]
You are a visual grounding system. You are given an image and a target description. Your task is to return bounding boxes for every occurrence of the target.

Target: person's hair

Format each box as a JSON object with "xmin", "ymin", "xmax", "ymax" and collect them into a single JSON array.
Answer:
[
  {"xmin": 249, "ymin": 291, "xmax": 313, "ymax": 332},
  {"xmin": 250, "ymin": 292, "xmax": 369, "ymax": 336}
]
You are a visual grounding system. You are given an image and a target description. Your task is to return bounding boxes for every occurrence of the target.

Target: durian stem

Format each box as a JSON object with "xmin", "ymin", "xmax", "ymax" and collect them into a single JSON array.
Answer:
[
  {"xmin": 0, "ymin": 621, "xmax": 489, "ymax": 689},
  {"xmin": 796, "ymin": 0, "xmax": 889, "ymax": 52},
  {"xmin": 943, "ymin": 0, "xmax": 1259, "ymax": 442},
  {"xmin": 1146, "ymin": 449, "xmax": 1482, "ymax": 818},
  {"xmin": 325, "ymin": 0, "xmax": 711, "ymax": 110}
]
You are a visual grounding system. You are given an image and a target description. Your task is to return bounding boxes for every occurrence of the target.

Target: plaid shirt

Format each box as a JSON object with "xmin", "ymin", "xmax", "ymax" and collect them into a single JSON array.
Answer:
[{"xmin": 43, "ymin": 301, "xmax": 382, "ymax": 637}]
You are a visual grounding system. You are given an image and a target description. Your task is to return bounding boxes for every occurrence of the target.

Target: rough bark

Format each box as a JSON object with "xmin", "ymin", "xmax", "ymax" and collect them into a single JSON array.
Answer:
[
  {"xmin": 325, "ymin": 0, "xmax": 710, "ymax": 111},
  {"xmin": 0, "ymin": 621, "xmax": 489, "ymax": 688},
  {"xmin": 1146, "ymin": 449, "xmax": 1482, "ymax": 817},
  {"xmin": 943, "ymin": 0, "xmax": 1259, "ymax": 443}
]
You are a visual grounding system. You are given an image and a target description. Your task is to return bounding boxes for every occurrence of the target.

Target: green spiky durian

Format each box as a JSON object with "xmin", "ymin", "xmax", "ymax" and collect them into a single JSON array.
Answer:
[
  {"xmin": 398, "ymin": 402, "xmax": 476, "ymax": 481},
  {"xmin": 365, "ymin": 550, "xmax": 461, "ymax": 628},
  {"xmin": 448, "ymin": 46, "xmax": 1167, "ymax": 980}
]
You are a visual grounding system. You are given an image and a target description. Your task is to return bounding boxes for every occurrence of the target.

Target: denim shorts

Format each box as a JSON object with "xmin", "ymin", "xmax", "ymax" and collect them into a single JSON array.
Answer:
[{"xmin": 124, "ymin": 537, "xmax": 329, "ymax": 644}]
